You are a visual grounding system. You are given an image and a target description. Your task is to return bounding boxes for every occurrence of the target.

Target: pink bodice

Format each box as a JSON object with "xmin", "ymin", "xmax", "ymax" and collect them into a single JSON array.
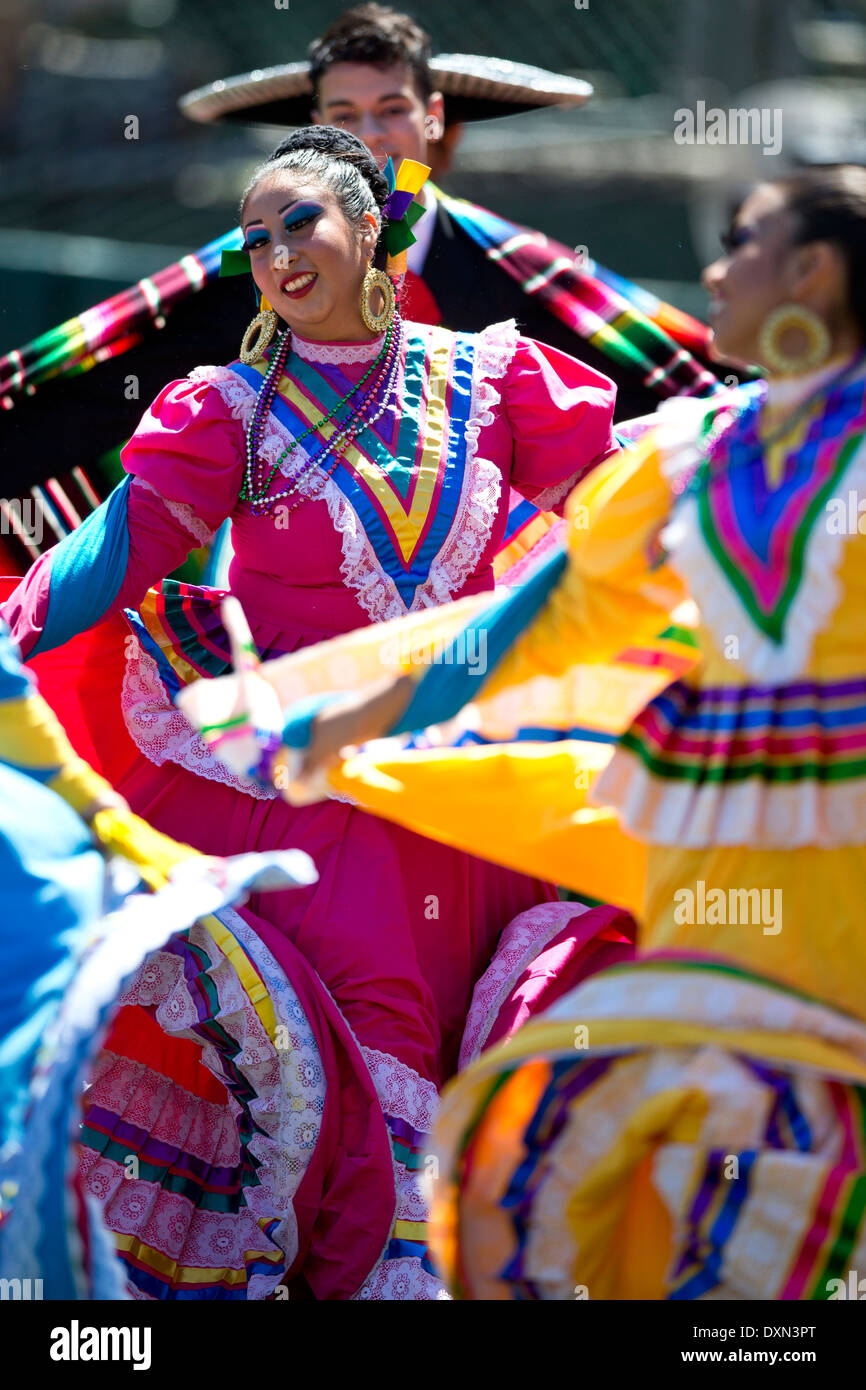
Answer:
[{"xmin": 119, "ymin": 318, "xmax": 616, "ymax": 646}]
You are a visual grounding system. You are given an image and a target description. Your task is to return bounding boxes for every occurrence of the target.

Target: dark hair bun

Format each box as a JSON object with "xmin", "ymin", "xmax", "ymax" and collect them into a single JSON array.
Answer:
[{"xmin": 268, "ymin": 126, "xmax": 389, "ymax": 212}]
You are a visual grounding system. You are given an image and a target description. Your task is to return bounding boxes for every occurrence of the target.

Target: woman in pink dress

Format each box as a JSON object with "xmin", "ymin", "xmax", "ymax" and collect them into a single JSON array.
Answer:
[{"xmin": 1, "ymin": 126, "xmax": 618, "ymax": 1299}]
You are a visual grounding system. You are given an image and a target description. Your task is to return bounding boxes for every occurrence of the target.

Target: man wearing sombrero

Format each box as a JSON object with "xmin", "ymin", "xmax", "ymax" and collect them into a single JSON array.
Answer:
[
  {"xmin": 187, "ymin": 7, "xmax": 715, "ymax": 408},
  {"xmin": 0, "ymin": 3, "xmax": 718, "ymax": 570}
]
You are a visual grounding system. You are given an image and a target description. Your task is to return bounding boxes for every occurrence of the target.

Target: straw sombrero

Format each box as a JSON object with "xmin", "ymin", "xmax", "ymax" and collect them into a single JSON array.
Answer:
[{"xmin": 180, "ymin": 53, "xmax": 593, "ymax": 127}]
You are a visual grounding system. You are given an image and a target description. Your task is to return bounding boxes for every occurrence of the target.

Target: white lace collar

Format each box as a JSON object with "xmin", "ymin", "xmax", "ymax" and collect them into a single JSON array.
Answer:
[{"xmin": 289, "ymin": 331, "xmax": 385, "ymax": 365}]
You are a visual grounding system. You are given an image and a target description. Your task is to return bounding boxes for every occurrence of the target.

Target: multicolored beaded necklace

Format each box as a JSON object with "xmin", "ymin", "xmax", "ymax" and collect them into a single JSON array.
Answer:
[{"xmin": 241, "ymin": 316, "xmax": 403, "ymax": 516}]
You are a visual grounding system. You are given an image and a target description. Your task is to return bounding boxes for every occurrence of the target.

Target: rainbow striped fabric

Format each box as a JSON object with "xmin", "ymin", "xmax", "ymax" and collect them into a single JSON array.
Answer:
[
  {"xmin": 0, "ymin": 228, "xmax": 242, "ymax": 401},
  {"xmin": 129, "ymin": 580, "xmax": 234, "ymax": 697},
  {"xmin": 429, "ymin": 955, "xmax": 866, "ymax": 1300},
  {"xmin": 619, "ymin": 675, "xmax": 866, "ymax": 789},
  {"xmin": 0, "ymin": 203, "xmax": 714, "ymax": 406},
  {"xmin": 438, "ymin": 191, "xmax": 719, "ymax": 400},
  {"xmin": 0, "ymin": 619, "xmax": 323, "ymax": 1300},
  {"xmin": 78, "ymin": 904, "xmax": 326, "ymax": 1300}
]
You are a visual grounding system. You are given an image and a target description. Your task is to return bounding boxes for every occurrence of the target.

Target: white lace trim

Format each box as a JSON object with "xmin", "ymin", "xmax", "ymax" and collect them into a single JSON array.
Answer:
[
  {"xmin": 409, "ymin": 455, "xmax": 502, "ymax": 610},
  {"xmin": 352, "ymin": 1257, "xmax": 449, "ymax": 1300},
  {"xmin": 120, "ymin": 634, "xmax": 277, "ymax": 800},
  {"xmin": 361, "ymin": 1046, "xmax": 439, "ymax": 1134},
  {"xmin": 195, "ymin": 365, "xmax": 407, "ymax": 623},
  {"xmin": 290, "ymin": 333, "xmax": 385, "ymax": 364},
  {"xmin": 365, "ymin": 1063, "xmax": 433, "ymax": 1229},
  {"xmin": 189, "ymin": 363, "xmax": 255, "ymax": 424},
  {"xmin": 94, "ymin": 905, "xmax": 326, "ymax": 1299},
  {"xmin": 530, "ymin": 467, "xmax": 586, "ymax": 515},
  {"xmin": 132, "ymin": 476, "xmax": 215, "ymax": 548},
  {"xmin": 205, "ymin": 904, "xmax": 326, "ymax": 1297},
  {"xmin": 659, "ymin": 398, "xmax": 866, "ymax": 683},
  {"xmin": 459, "ymin": 901, "xmax": 591, "ymax": 1069},
  {"xmin": 356, "ymin": 1047, "xmax": 447, "ymax": 1298}
]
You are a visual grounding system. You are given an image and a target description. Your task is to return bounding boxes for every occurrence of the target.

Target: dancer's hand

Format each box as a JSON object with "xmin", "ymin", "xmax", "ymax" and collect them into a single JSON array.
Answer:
[
  {"xmin": 80, "ymin": 785, "xmax": 130, "ymax": 824},
  {"xmin": 295, "ymin": 673, "xmax": 416, "ymax": 779},
  {"xmin": 266, "ymin": 676, "xmax": 415, "ymax": 807}
]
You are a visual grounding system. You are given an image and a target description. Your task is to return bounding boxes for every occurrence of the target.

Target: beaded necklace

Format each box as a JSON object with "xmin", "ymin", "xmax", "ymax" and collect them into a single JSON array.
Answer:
[{"xmin": 241, "ymin": 317, "xmax": 403, "ymax": 516}]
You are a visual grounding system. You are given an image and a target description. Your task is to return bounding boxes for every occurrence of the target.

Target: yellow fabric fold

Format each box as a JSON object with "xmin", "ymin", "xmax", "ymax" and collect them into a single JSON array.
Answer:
[
  {"xmin": 441, "ymin": 1014, "xmax": 866, "ymax": 1087},
  {"xmin": 313, "ymin": 436, "xmax": 694, "ymax": 908},
  {"xmin": 330, "ymin": 742, "xmax": 648, "ymax": 912},
  {"xmin": 566, "ymin": 1085, "xmax": 704, "ymax": 1299},
  {"xmin": 89, "ymin": 806, "xmax": 200, "ymax": 889},
  {"xmin": 0, "ymin": 688, "xmax": 112, "ymax": 815}
]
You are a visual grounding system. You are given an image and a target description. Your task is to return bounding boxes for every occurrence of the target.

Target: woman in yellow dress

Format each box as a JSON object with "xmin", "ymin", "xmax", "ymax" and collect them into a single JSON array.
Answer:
[{"xmin": 178, "ymin": 164, "xmax": 866, "ymax": 1300}]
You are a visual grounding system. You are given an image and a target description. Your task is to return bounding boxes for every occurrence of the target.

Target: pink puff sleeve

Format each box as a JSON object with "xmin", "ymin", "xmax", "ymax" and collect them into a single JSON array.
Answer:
[
  {"xmin": 502, "ymin": 336, "xmax": 618, "ymax": 515},
  {"xmin": 115, "ymin": 373, "xmax": 245, "ymax": 607},
  {"xmin": 1, "ymin": 374, "xmax": 246, "ymax": 661}
]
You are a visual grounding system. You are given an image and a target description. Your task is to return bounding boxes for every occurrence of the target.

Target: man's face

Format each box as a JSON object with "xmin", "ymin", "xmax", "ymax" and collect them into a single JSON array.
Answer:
[{"xmin": 313, "ymin": 61, "xmax": 444, "ymax": 171}]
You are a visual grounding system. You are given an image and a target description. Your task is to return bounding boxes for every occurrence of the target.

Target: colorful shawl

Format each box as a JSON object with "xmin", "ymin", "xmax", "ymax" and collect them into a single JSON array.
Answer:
[
  {"xmin": 0, "ymin": 196, "xmax": 720, "ymax": 559},
  {"xmin": 437, "ymin": 189, "xmax": 719, "ymax": 399}
]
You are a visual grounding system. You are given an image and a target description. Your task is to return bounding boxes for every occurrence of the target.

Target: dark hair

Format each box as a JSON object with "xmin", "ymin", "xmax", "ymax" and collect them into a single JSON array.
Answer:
[
  {"xmin": 779, "ymin": 165, "xmax": 866, "ymax": 340},
  {"xmin": 239, "ymin": 125, "xmax": 391, "ymax": 270},
  {"xmin": 309, "ymin": 3, "xmax": 433, "ymax": 105}
]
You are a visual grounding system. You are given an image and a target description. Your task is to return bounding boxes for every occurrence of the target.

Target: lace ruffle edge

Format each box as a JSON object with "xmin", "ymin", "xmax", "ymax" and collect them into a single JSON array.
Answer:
[
  {"xmin": 459, "ymin": 901, "xmax": 592, "ymax": 1069},
  {"xmin": 120, "ymin": 635, "xmax": 277, "ymax": 799},
  {"xmin": 82, "ymin": 905, "xmax": 325, "ymax": 1300},
  {"xmin": 356, "ymin": 1046, "xmax": 447, "ymax": 1297},
  {"xmin": 193, "ymin": 324, "xmax": 516, "ymax": 618},
  {"xmin": 132, "ymin": 476, "xmax": 215, "ymax": 548},
  {"xmin": 407, "ymin": 319, "xmax": 518, "ymax": 610},
  {"xmin": 290, "ymin": 334, "xmax": 385, "ymax": 364}
]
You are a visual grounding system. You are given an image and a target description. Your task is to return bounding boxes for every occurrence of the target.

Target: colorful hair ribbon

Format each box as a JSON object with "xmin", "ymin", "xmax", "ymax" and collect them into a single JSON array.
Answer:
[
  {"xmin": 382, "ymin": 157, "xmax": 431, "ymax": 276},
  {"xmin": 219, "ymin": 247, "xmax": 251, "ymax": 278},
  {"xmin": 217, "ymin": 157, "xmax": 430, "ymax": 282}
]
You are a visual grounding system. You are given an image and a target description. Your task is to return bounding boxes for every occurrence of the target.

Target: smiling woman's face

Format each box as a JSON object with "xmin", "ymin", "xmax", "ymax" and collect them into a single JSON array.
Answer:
[{"xmin": 242, "ymin": 175, "xmax": 379, "ymax": 341}]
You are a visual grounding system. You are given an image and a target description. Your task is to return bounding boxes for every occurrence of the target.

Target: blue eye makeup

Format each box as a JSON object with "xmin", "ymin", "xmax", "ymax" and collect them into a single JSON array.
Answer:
[
  {"xmin": 281, "ymin": 202, "xmax": 323, "ymax": 232},
  {"xmin": 241, "ymin": 202, "xmax": 322, "ymax": 252},
  {"xmin": 242, "ymin": 228, "xmax": 270, "ymax": 253}
]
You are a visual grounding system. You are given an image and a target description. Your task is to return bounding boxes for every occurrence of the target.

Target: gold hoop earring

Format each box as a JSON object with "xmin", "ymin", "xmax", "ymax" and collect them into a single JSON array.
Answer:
[
  {"xmin": 240, "ymin": 296, "xmax": 277, "ymax": 365},
  {"xmin": 758, "ymin": 304, "xmax": 831, "ymax": 376},
  {"xmin": 360, "ymin": 266, "xmax": 395, "ymax": 334}
]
